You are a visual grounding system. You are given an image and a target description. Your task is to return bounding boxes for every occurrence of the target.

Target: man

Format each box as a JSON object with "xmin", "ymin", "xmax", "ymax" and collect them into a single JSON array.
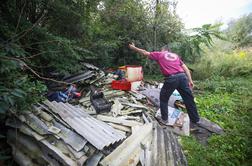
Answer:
[{"xmin": 128, "ymin": 43, "xmax": 223, "ymax": 134}]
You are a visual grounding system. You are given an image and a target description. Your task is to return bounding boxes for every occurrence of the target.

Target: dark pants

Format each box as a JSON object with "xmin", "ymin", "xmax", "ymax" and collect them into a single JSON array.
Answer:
[{"xmin": 160, "ymin": 73, "xmax": 200, "ymax": 123}]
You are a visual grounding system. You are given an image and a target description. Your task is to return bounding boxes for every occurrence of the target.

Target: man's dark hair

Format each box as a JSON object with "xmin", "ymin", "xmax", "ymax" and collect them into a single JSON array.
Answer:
[{"xmin": 161, "ymin": 45, "xmax": 171, "ymax": 52}]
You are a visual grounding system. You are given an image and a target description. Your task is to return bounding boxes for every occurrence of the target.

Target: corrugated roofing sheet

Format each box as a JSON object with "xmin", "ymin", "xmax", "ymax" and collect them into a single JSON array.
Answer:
[
  {"xmin": 151, "ymin": 122, "xmax": 188, "ymax": 166},
  {"xmin": 63, "ymin": 70, "xmax": 95, "ymax": 83},
  {"xmin": 100, "ymin": 124, "xmax": 153, "ymax": 166},
  {"xmin": 43, "ymin": 100, "xmax": 126, "ymax": 150}
]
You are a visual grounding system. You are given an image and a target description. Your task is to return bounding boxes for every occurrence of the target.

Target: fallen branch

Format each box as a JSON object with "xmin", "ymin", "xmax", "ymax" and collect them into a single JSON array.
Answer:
[
  {"xmin": 1, "ymin": 56, "xmax": 70, "ymax": 85},
  {"xmin": 19, "ymin": 50, "xmax": 61, "ymax": 60}
]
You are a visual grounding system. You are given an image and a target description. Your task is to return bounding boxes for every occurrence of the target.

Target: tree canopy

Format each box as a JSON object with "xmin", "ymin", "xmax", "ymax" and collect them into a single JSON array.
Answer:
[{"xmin": 226, "ymin": 13, "xmax": 252, "ymax": 48}]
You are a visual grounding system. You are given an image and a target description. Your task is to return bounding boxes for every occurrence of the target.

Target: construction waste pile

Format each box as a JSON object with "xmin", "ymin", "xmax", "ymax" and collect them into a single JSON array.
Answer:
[{"xmin": 6, "ymin": 64, "xmax": 190, "ymax": 166}]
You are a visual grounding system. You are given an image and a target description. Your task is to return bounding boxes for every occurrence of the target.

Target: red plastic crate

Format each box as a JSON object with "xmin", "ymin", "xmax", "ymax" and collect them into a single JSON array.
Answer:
[{"xmin": 111, "ymin": 80, "xmax": 131, "ymax": 91}]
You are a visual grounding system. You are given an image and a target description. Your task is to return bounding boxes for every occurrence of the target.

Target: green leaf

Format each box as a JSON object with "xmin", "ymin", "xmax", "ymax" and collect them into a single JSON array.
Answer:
[
  {"xmin": 7, "ymin": 97, "xmax": 14, "ymax": 106},
  {"xmin": 11, "ymin": 91, "xmax": 24, "ymax": 98},
  {"xmin": 3, "ymin": 95, "xmax": 8, "ymax": 103},
  {"xmin": 0, "ymin": 88, "xmax": 10, "ymax": 93},
  {"xmin": 14, "ymin": 89, "xmax": 27, "ymax": 95}
]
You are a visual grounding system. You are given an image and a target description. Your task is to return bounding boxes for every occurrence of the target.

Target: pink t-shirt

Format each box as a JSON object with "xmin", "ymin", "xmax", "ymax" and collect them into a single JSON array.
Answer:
[{"xmin": 149, "ymin": 51, "xmax": 184, "ymax": 76}]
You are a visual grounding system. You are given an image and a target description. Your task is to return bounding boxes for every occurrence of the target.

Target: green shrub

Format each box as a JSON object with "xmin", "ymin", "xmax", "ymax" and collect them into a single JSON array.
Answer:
[{"xmin": 192, "ymin": 49, "xmax": 252, "ymax": 80}]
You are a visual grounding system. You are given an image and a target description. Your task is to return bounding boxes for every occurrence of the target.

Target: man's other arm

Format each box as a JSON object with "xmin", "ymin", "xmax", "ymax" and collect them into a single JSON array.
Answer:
[{"xmin": 182, "ymin": 64, "xmax": 194, "ymax": 88}]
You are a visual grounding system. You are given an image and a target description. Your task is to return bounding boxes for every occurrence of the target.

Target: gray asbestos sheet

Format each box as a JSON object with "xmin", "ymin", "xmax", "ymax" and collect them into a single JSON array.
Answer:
[
  {"xmin": 86, "ymin": 152, "xmax": 104, "ymax": 166},
  {"xmin": 20, "ymin": 113, "xmax": 50, "ymax": 135},
  {"xmin": 43, "ymin": 100, "xmax": 126, "ymax": 150},
  {"xmin": 53, "ymin": 120, "xmax": 87, "ymax": 151},
  {"xmin": 151, "ymin": 122, "xmax": 188, "ymax": 166}
]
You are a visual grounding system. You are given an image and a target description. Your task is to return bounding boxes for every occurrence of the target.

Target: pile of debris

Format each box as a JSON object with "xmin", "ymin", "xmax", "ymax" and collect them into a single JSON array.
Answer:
[{"xmin": 6, "ymin": 64, "xmax": 190, "ymax": 166}]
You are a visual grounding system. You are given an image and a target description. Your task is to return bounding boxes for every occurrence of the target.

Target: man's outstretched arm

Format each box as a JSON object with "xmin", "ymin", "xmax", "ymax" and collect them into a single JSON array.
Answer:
[{"xmin": 128, "ymin": 43, "xmax": 150, "ymax": 57}]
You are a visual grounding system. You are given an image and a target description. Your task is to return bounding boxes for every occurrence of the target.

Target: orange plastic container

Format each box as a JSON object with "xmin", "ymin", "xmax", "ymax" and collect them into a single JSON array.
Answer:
[{"xmin": 111, "ymin": 80, "xmax": 131, "ymax": 91}]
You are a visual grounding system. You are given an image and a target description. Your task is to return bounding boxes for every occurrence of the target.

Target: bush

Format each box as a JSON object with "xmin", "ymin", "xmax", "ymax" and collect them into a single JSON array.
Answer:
[{"xmin": 192, "ymin": 48, "xmax": 252, "ymax": 80}]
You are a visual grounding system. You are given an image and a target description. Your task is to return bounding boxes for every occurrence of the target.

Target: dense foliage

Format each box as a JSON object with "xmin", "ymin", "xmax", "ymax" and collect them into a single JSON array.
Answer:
[{"xmin": 192, "ymin": 48, "xmax": 252, "ymax": 80}]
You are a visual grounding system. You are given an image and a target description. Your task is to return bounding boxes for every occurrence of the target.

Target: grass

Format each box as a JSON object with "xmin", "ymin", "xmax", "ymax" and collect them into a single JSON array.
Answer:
[{"xmin": 181, "ymin": 76, "xmax": 252, "ymax": 166}]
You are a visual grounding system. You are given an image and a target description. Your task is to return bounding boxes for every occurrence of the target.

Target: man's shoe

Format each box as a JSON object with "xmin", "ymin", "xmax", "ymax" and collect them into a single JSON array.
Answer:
[
  {"xmin": 155, "ymin": 116, "xmax": 169, "ymax": 126},
  {"xmin": 196, "ymin": 118, "xmax": 224, "ymax": 134}
]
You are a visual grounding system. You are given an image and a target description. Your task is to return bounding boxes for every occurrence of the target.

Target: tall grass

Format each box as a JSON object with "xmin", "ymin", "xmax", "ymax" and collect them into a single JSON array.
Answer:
[{"xmin": 192, "ymin": 48, "xmax": 252, "ymax": 80}]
